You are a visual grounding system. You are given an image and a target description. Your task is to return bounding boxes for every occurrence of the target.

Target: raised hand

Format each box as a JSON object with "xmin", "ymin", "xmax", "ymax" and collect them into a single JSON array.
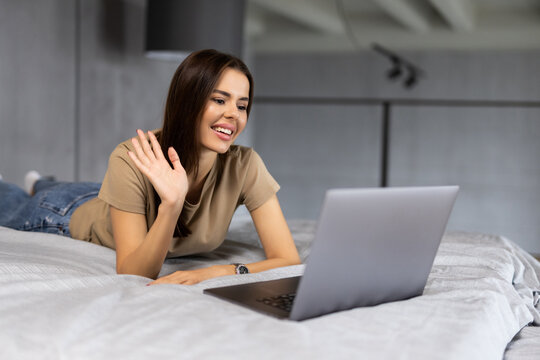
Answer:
[{"xmin": 127, "ymin": 129, "xmax": 188, "ymax": 211}]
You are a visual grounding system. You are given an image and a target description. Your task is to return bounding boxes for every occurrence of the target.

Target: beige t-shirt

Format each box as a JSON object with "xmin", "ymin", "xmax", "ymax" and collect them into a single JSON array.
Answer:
[{"xmin": 69, "ymin": 137, "xmax": 279, "ymax": 257}]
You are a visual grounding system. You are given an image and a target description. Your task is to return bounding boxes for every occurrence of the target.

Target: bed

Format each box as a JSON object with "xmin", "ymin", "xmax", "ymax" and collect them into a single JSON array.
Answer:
[{"xmin": 0, "ymin": 219, "xmax": 539, "ymax": 359}]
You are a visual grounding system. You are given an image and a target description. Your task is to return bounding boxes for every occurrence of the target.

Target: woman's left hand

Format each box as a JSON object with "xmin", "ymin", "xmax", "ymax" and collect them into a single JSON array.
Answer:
[{"xmin": 147, "ymin": 265, "xmax": 234, "ymax": 286}]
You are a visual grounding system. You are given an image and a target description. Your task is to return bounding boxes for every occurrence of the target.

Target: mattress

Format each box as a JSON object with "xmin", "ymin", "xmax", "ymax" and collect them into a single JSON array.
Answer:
[{"xmin": 0, "ymin": 220, "xmax": 539, "ymax": 359}]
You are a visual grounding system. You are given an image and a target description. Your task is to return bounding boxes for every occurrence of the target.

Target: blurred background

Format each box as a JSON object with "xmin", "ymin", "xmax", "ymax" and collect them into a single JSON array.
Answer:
[{"xmin": 1, "ymin": 0, "xmax": 539, "ymax": 254}]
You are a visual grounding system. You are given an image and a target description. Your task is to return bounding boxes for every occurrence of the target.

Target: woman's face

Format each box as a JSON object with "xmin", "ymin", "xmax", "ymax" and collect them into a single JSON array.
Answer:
[{"xmin": 199, "ymin": 68, "xmax": 250, "ymax": 155}]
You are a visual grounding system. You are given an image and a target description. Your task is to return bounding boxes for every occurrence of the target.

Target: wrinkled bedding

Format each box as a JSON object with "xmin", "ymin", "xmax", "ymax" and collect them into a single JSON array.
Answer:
[{"xmin": 0, "ymin": 220, "xmax": 539, "ymax": 360}]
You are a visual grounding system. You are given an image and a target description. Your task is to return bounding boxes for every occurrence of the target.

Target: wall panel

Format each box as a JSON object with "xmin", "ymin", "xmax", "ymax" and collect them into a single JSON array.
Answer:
[
  {"xmin": 252, "ymin": 103, "xmax": 382, "ymax": 219},
  {"xmin": 77, "ymin": 0, "xmax": 178, "ymax": 182},
  {"xmin": 0, "ymin": 0, "xmax": 76, "ymax": 186},
  {"xmin": 254, "ymin": 51, "xmax": 540, "ymax": 102},
  {"xmin": 389, "ymin": 105, "xmax": 540, "ymax": 253}
]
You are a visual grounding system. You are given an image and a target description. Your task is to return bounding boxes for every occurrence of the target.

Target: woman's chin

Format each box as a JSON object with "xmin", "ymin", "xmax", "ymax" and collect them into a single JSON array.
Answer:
[
  {"xmin": 203, "ymin": 143, "xmax": 232, "ymax": 155},
  {"xmin": 216, "ymin": 145, "xmax": 232, "ymax": 154}
]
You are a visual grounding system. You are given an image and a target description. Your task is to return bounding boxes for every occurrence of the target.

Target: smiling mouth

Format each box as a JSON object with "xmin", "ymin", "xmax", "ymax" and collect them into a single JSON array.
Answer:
[{"xmin": 211, "ymin": 126, "xmax": 233, "ymax": 135}]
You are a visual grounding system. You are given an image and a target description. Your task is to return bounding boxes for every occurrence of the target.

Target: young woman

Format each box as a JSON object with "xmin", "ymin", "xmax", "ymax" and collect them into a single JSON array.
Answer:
[{"xmin": 0, "ymin": 49, "xmax": 301, "ymax": 285}]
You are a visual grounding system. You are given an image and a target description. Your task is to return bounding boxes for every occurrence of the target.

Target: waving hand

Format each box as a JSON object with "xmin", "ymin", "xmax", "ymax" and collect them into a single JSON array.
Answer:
[{"xmin": 127, "ymin": 129, "xmax": 188, "ymax": 210}]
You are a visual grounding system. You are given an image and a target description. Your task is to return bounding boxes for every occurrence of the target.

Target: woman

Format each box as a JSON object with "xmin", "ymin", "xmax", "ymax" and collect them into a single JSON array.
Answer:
[{"xmin": 0, "ymin": 49, "xmax": 301, "ymax": 285}]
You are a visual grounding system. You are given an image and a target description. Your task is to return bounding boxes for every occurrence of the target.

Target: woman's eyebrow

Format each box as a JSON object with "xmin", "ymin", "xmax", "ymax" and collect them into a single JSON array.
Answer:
[{"xmin": 213, "ymin": 89, "xmax": 249, "ymax": 101}]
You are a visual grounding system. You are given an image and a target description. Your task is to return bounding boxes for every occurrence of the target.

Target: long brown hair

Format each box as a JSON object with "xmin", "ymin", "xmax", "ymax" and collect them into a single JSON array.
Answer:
[{"xmin": 157, "ymin": 49, "xmax": 254, "ymax": 237}]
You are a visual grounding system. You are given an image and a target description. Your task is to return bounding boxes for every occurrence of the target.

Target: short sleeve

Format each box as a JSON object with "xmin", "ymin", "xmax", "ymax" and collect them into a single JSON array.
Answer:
[
  {"xmin": 240, "ymin": 150, "xmax": 280, "ymax": 211},
  {"xmin": 98, "ymin": 144, "xmax": 148, "ymax": 214}
]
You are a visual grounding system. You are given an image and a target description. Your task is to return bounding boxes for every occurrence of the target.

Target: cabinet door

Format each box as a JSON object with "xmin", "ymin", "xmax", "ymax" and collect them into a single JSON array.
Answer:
[
  {"xmin": 252, "ymin": 103, "xmax": 382, "ymax": 219},
  {"xmin": 389, "ymin": 105, "xmax": 540, "ymax": 253}
]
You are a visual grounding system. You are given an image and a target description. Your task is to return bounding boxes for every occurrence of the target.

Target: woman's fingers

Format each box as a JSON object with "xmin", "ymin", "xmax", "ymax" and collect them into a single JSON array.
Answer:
[
  {"xmin": 127, "ymin": 150, "xmax": 148, "ymax": 174},
  {"xmin": 147, "ymin": 270, "xmax": 201, "ymax": 285},
  {"xmin": 130, "ymin": 136, "xmax": 151, "ymax": 167},
  {"xmin": 147, "ymin": 131, "xmax": 165, "ymax": 160},
  {"xmin": 128, "ymin": 129, "xmax": 188, "ymax": 206},
  {"xmin": 130, "ymin": 130, "xmax": 164, "ymax": 168},
  {"xmin": 168, "ymin": 146, "xmax": 184, "ymax": 171},
  {"xmin": 148, "ymin": 273, "xmax": 181, "ymax": 285},
  {"xmin": 137, "ymin": 129, "xmax": 156, "ymax": 161}
]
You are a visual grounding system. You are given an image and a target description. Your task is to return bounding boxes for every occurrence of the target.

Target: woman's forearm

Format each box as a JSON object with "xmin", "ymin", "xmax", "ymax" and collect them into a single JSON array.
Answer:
[
  {"xmin": 211, "ymin": 257, "xmax": 302, "ymax": 277},
  {"xmin": 245, "ymin": 257, "xmax": 301, "ymax": 274},
  {"xmin": 116, "ymin": 129, "xmax": 188, "ymax": 279},
  {"xmin": 214, "ymin": 257, "xmax": 301, "ymax": 277},
  {"xmin": 116, "ymin": 203, "xmax": 181, "ymax": 279},
  {"xmin": 147, "ymin": 256, "xmax": 302, "ymax": 285}
]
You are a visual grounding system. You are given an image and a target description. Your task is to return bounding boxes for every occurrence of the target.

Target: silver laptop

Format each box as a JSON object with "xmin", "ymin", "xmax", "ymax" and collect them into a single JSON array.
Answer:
[{"xmin": 204, "ymin": 186, "xmax": 459, "ymax": 321}]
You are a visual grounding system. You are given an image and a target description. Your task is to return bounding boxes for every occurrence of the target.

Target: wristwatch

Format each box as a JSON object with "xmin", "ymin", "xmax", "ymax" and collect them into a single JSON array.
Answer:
[{"xmin": 233, "ymin": 263, "xmax": 249, "ymax": 275}]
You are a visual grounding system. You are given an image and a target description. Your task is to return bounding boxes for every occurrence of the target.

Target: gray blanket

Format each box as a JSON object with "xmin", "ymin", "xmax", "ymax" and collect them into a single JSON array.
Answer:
[{"xmin": 0, "ymin": 221, "xmax": 539, "ymax": 359}]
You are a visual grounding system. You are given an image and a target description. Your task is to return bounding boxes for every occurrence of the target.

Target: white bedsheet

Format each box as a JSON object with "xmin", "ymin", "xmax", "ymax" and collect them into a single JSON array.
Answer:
[{"xmin": 0, "ymin": 222, "xmax": 539, "ymax": 360}]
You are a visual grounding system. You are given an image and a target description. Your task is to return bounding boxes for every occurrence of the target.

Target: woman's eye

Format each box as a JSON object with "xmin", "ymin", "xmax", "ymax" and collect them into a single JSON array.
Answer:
[
  {"xmin": 213, "ymin": 98, "xmax": 225, "ymax": 105},
  {"xmin": 238, "ymin": 105, "xmax": 247, "ymax": 111}
]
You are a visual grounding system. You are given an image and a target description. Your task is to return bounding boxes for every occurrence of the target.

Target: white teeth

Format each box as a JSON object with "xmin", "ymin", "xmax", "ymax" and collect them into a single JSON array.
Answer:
[{"xmin": 213, "ymin": 126, "xmax": 232, "ymax": 135}]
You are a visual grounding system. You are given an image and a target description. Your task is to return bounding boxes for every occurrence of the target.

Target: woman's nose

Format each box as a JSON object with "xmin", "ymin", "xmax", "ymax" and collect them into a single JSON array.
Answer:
[{"xmin": 224, "ymin": 104, "xmax": 239, "ymax": 119}]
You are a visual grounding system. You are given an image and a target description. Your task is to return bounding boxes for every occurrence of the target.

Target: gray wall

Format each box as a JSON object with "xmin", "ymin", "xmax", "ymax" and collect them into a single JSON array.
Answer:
[
  {"xmin": 78, "ymin": 0, "xmax": 180, "ymax": 182},
  {"xmin": 0, "ymin": 0, "xmax": 76, "ymax": 184},
  {"xmin": 252, "ymin": 103, "xmax": 382, "ymax": 219},
  {"xmin": 389, "ymin": 105, "xmax": 540, "ymax": 252},
  {"xmin": 0, "ymin": 0, "xmax": 178, "ymax": 186},
  {"xmin": 1, "ymin": 1, "xmax": 539, "ymax": 253},
  {"xmin": 253, "ymin": 51, "xmax": 540, "ymax": 101},
  {"xmin": 252, "ymin": 52, "xmax": 540, "ymax": 253}
]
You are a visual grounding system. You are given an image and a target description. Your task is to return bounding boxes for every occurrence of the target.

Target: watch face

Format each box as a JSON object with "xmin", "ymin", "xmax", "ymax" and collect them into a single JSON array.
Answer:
[{"xmin": 236, "ymin": 264, "xmax": 249, "ymax": 274}]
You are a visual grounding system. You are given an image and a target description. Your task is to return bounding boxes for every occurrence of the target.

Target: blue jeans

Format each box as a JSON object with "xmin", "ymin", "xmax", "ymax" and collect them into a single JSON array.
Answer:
[{"xmin": 0, "ymin": 179, "xmax": 100, "ymax": 237}]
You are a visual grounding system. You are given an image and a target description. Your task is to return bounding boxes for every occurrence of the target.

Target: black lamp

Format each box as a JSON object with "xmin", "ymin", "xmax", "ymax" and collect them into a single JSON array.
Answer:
[
  {"xmin": 386, "ymin": 57, "xmax": 403, "ymax": 80},
  {"xmin": 404, "ymin": 70, "xmax": 418, "ymax": 88},
  {"xmin": 145, "ymin": 0, "xmax": 246, "ymax": 61},
  {"xmin": 372, "ymin": 43, "xmax": 424, "ymax": 89}
]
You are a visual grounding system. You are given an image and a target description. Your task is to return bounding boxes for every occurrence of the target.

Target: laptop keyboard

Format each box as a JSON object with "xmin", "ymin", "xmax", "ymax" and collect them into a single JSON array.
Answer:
[{"xmin": 256, "ymin": 293, "xmax": 296, "ymax": 312}]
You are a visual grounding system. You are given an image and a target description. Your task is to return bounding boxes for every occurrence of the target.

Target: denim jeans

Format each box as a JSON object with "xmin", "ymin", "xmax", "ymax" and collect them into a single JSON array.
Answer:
[{"xmin": 0, "ymin": 179, "xmax": 101, "ymax": 237}]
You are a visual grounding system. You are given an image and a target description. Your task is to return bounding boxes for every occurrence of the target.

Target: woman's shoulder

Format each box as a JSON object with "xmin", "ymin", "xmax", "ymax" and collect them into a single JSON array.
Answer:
[
  {"xmin": 105, "ymin": 136, "xmax": 144, "ymax": 181},
  {"xmin": 109, "ymin": 129, "xmax": 161, "ymax": 159},
  {"xmin": 111, "ymin": 138, "xmax": 133, "ymax": 157},
  {"xmin": 222, "ymin": 146, "xmax": 279, "ymax": 211}
]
